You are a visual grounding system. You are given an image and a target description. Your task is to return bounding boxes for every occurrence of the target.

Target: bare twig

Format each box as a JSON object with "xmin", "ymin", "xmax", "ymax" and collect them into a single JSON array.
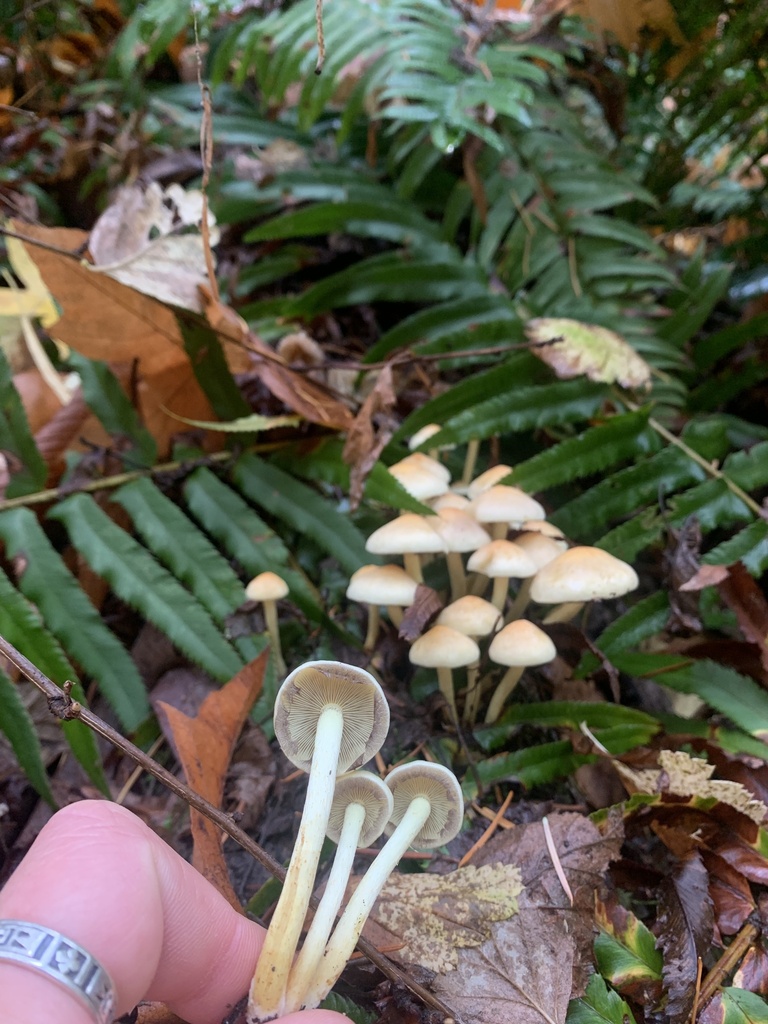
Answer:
[
  {"xmin": 314, "ymin": 0, "xmax": 326, "ymax": 73},
  {"xmin": 0, "ymin": 633, "xmax": 464, "ymax": 1024}
]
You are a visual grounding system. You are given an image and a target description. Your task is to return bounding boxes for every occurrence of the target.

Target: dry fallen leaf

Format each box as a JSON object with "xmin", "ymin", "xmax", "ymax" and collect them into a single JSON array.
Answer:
[
  {"xmin": 525, "ymin": 317, "xmax": 652, "ymax": 390},
  {"xmin": 155, "ymin": 652, "xmax": 267, "ymax": 909},
  {"xmin": 618, "ymin": 750, "xmax": 768, "ymax": 824},
  {"xmin": 89, "ymin": 183, "xmax": 218, "ymax": 313},
  {"xmin": 342, "ymin": 363, "xmax": 397, "ymax": 510},
  {"xmin": 364, "ymin": 863, "xmax": 523, "ymax": 973}
]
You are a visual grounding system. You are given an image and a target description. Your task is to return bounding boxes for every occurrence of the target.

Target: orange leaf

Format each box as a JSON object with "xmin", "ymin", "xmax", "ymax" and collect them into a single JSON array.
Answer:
[{"xmin": 156, "ymin": 653, "xmax": 268, "ymax": 910}]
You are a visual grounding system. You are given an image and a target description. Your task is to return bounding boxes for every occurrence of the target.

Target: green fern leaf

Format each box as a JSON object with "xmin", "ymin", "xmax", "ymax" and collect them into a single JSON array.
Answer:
[
  {"xmin": 0, "ymin": 509, "xmax": 150, "ymax": 732},
  {"xmin": 705, "ymin": 521, "xmax": 768, "ymax": 575},
  {"xmin": 233, "ymin": 454, "xmax": 370, "ymax": 576},
  {"xmin": 511, "ymin": 410, "xmax": 659, "ymax": 494},
  {"xmin": 0, "ymin": 349, "xmax": 46, "ymax": 497},
  {"xmin": 48, "ymin": 495, "xmax": 244, "ymax": 683},
  {"xmin": 69, "ymin": 353, "xmax": 157, "ymax": 467},
  {"xmin": 0, "ymin": 669, "xmax": 56, "ymax": 805},
  {"xmin": 246, "ymin": 199, "xmax": 442, "ymax": 248},
  {"xmin": 112, "ymin": 478, "xmax": 248, "ymax": 624},
  {"xmin": 182, "ymin": 468, "xmax": 324, "ymax": 623}
]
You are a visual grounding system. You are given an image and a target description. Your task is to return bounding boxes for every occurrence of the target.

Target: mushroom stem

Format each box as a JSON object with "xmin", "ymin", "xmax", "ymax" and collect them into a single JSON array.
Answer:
[
  {"xmin": 463, "ymin": 661, "xmax": 481, "ymax": 725},
  {"xmin": 363, "ymin": 604, "xmax": 380, "ymax": 650},
  {"xmin": 543, "ymin": 601, "xmax": 584, "ymax": 625},
  {"xmin": 285, "ymin": 801, "xmax": 367, "ymax": 1012},
  {"xmin": 403, "ymin": 552, "xmax": 423, "ymax": 583},
  {"xmin": 490, "ymin": 574, "xmax": 510, "ymax": 611},
  {"xmin": 485, "ymin": 667, "xmax": 525, "ymax": 723},
  {"xmin": 387, "ymin": 605, "xmax": 404, "ymax": 629},
  {"xmin": 446, "ymin": 551, "xmax": 467, "ymax": 600},
  {"xmin": 299, "ymin": 796, "xmax": 433, "ymax": 1011},
  {"xmin": 506, "ymin": 578, "xmax": 533, "ymax": 621},
  {"xmin": 248, "ymin": 705, "xmax": 344, "ymax": 1022},
  {"xmin": 263, "ymin": 599, "xmax": 286, "ymax": 675},
  {"xmin": 436, "ymin": 666, "xmax": 458, "ymax": 718},
  {"xmin": 490, "ymin": 521, "xmax": 508, "ymax": 541},
  {"xmin": 460, "ymin": 438, "xmax": 480, "ymax": 487}
]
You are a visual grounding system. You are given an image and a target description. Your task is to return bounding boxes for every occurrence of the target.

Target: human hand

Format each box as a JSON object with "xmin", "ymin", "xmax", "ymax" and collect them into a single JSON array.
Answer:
[{"xmin": 0, "ymin": 801, "xmax": 350, "ymax": 1024}]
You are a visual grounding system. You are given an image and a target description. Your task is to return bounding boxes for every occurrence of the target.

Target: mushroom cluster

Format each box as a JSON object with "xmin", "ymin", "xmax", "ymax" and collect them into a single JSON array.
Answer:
[
  {"xmin": 247, "ymin": 660, "xmax": 463, "ymax": 1022},
  {"xmin": 346, "ymin": 435, "xmax": 640, "ymax": 724}
]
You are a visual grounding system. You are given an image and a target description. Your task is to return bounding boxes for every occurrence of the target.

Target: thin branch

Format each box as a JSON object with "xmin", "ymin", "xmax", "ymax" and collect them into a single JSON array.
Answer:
[{"xmin": 0, "ymin": 632, "xmax": 464, "ymax": 1024}]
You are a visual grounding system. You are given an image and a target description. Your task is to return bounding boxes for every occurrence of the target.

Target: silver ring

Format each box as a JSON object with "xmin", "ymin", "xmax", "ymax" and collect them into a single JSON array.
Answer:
[{"xmin": 0, "ymin": 919, "xmax": 115, "ymax": 1024}]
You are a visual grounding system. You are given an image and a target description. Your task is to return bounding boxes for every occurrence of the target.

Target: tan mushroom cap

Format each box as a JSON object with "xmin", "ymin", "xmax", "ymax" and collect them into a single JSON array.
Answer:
[
  {"xmin": 384, "ymin": 761, "xmax": 464, "ymax": 849},
  {"xmin": 391, "ymin": 452, "xmax": 451, "ymax": 483},
  {"xmin": 274, "ymin": 661, "xmax": 390, "ymax": 774},
  {"xmin": 519, "ymin": 519, "xmax": 566, "ymax": 540},
  {"xmin": 409, "ymin": 625, "xmax": 480, "ymax": 669},
  {"xmin": 245, "ymin": 571, "xmax": 289, "ymax": 602},
  {"xmin": 436, "ymin": 596, "xmax": 502, "ymax": 637},
  {"xmin": 466, "ymin": 464, "xmax": 513, "ymax": 499},
  {"xmin": 408, "ymin": 424, "xmax": 444, "ymax": 450},
  {"xmin": 469, "ymin": 485, "xmax": 546, "ymax": 526},
  {"xmin": 513, "ymin": 531, "xmax": 568, "ymax": 571},
  {"xmin": 530, "ymin": 546, "xmax": 639, "ymax": 604},
  {"xmin": 366, "ymin": 514, "xmax": 446, "ymax": 557},
  {"xmin": 347, "ymin": 564, "xmax": 419, "ymax": 606},
  {"xmin": 431, "ymin": 491, "xmax": 471, "ymax": 512},
  {"xmin": 326, "ymin": 770, "xmax": 394, "ymax": 848},
  {"xmin": 488, "ymin": 620, "xmax": 557, "ymax": 667},
  {"xmin": 433, "ymin": 507, "xmax": 492, "ymax": 552},
  {"xmin": 466, "ymin": 539, "xmax": 538, "ymax": 579}
]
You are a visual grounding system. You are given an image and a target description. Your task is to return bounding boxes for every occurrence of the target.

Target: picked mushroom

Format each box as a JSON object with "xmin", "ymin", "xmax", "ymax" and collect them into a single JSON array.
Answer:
[
  {"xmin": 285, "ymin": 770, "xmax": 393, "ymax": 1012},
  {"xmin": 298, "ymin": 760, "xmax": 463, "ymax": 1010},
  {"xmin": 247, "ymin": 661, "xmax": 389, "ymax": 1023}
]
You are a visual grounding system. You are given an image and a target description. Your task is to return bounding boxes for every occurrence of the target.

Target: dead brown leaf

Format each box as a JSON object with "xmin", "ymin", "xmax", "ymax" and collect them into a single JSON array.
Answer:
[
  {"xmin": 398, "ymin": 584, "xmax": 443, "ymax": 644},
  {"xmin": 200, "ymin": 286, "xmax": 354, "ymax": 432},
  {"xmin": 342, "ymin": 363, "xmax": 397, "ymax": 510},
  {"xmin": 664, "ymin": 516, "xmax": 704, "ymax": 633},
  {"xmin": 155, "ymin": 652, "xmax": 267, "ymax": 910},
  {"xmin": 10, "ymin": 221, "xmax": 217, "ymax": 456}
]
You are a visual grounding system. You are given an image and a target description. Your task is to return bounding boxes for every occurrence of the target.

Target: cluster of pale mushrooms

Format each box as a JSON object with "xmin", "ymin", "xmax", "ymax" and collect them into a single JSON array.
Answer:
[
  {"xmin": 247, "ymin": 660, "xmax": 463, "ymax": 1022},
  {"xmin": 347, "ymin": 428, "xmax": 640, "ymax": 724}
]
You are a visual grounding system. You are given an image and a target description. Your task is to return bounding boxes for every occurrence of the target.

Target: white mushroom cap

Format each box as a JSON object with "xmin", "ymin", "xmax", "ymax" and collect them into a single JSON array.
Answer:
[
  {"xmin": 346, "ymin": 564, "xmax": 419, "ymax": 607},
  {"xmin": 408, "ymin": 424, "xmax": 444, "ymax": 450},
  {"xmin": 436, "ymin": 596, "xmax": 502, "ymax": 637},
  {"xmin": 365, "ymin": 514, "xmax": 446, "ymax": 557},
  {"xmin": 519, "ymin": 519, "xmax": 566, "ymax": 540},
  {"xmin": 513, "ymin": 531, "xmax": 568, "ymax": 571},
  {"xmin": 466, "ymin": 539, "xmax": 537, "ymax": 579},
  {"xmin": 530, "ymin": 546, "xmax": 639, "ymax": 604},
  {"xmin": 274, "ymin": 661, "xmax": 390, "ymax": 773},
  {"xmin": 384, "ymin": 761, "xmax": 464, "ymax": 849},
  {"xmin": 488, "ymin": 620, "xmax": 557, "ymax": 667},
  {"xmin": 430, "ymin": 491, "xmax": 471, "ymax": 512},
  {"xmin": 391, "ymin": 451, "xmax": 451, "ymax": 483},
  {"xmin": 409, "ymin": 626, "xmax": 480, "ymax": 669},
  {"xmin": 246, "ymin": 571, "xmax": 289, "ymax": 602},
  {"xmin": 326, "ymin": 770, "xmax": 394, "ymax": 848},
  {"xmin": 469, "ymin": 485, "xmax": 546, "ymax": 526},
  {"xmin": 276, "ymin": 331, "xmax": 325, "ymax": 367},
  {"xmin": 433, "ymin": 507, "xmax": 492, "ymax": 553},
  {"xmin": 466, "ymin": 464, "xmax": 513, "ymax": 498}
]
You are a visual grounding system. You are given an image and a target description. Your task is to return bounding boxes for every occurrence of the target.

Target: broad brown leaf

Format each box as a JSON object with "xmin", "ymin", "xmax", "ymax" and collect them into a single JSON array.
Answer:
[
  {"xmin": 655, "ymin": 851, "xmax": 714, "ymax": 1024},
  {"xmin": 155, "ymin": 653, "xmax": 267, "ymax": 909},
  {"xmin": 398, "ymin": 584, "xmax": 443, "ymax": 644},
  {"xmin": 663, "ymin": 516, "xmax": 703, "ymax": 633},
  {"xmin": 701, "ymin": 850, "xmax": 755, "ymax": 936}
]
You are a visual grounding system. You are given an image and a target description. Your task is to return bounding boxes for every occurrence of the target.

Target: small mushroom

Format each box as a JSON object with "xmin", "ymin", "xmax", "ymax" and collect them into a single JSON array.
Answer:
[
  {"xmin": 285, "ymin": 770, "xmax": 393, "ymax": 1012},
  {"xmin": 245, "ymin": 571, "xmax": 289, "ymax": 675},
  {"xmin": 388, "ymin": 453, "xmax": 451, "ymax": 501},
  {"xmin": 347, "ymin": 564, "xmax": 419, "ymax": 648},
  {"xmin": 409, "ymin": 624, "xmax": 480, "ymax": 718},
  {"xmin": 432, "ymin": 507, "xmax": 492, "ymax": 599},
  {"xmin": 466, "ymin": 464, "xmax": 513, "ymax": 499},
  {"xmin": 299, "ymin": 761, "xmax": 463, "ymax": 1010},
  {"xmin": 248, "ymin": 662, "xmax": 389, "ymax": 1023},
  {"xmin": 466, "ymin": 539, "xmax": 537, "ymax": 610},
  {"xmin": 530, "ymin": 546, "xmax": 639, "ymax": 624},
  {"xmin": 469, "ymin": 485, "xmax": 546, "ymax": 540},
  {"xmin": 365, "ymin": 513, "xmax": 446, "ymax": 583},
  {"xmin": 436, "ymin": 596, "xmax": 503, "ymax": 724},
  {"xmin": 505, "ymin": 529, "xmax": 568, "ymax": 619},
  {"xmin": 484, "ymin": 620, "xmax": 557, "ymax": 723}
]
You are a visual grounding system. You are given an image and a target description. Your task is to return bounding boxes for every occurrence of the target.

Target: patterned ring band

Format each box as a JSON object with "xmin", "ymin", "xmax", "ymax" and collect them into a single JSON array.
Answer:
[{"xmin": 0, "ymin": 919, "xmax": 116, "ymax": 1024}]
